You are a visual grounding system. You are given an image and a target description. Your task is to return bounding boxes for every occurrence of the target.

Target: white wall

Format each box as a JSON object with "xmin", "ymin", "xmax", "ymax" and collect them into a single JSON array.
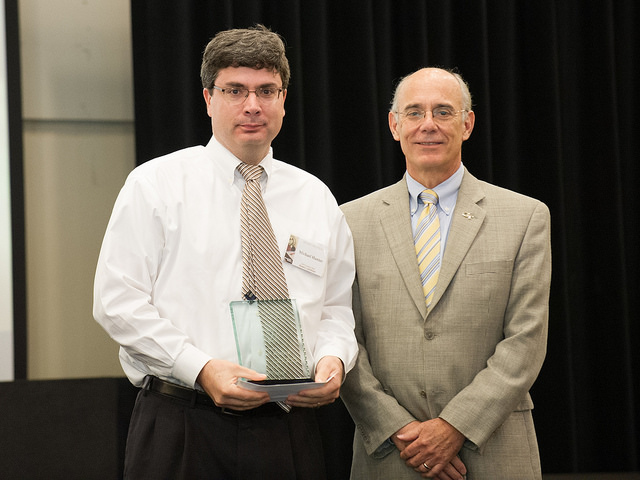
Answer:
[{"xmin": 19, "ymin": 0, "xmax": 135, "ymax": 379}]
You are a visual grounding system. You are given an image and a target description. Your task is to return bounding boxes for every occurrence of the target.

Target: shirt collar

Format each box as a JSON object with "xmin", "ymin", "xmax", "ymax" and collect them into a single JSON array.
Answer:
[
  {"xmin": 407, "ymin": 163, "xmax": 464, "ymax": 217},
  {"xmin": 205, "ymin": 135, "xmax": 274, "ymax": 186}
]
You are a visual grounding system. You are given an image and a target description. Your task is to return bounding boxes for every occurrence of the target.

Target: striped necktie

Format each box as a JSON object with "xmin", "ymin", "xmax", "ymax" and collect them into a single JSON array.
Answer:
[
  {"xmin": 237, "ymin": 163, "xmax": 307, "ymax": 380},
  {"xmin": 414, "ymin": 189, "xmax": 441, "ymax": 307}
]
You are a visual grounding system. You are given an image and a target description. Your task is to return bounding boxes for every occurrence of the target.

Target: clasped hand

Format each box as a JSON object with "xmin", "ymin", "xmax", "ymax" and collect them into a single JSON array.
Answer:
[{"xmin": 393, "ymin": 418, "xmax": 467, "ymax": 479}]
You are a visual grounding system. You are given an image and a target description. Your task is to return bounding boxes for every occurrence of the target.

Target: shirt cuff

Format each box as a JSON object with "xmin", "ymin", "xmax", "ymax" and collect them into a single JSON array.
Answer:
[
  {"xmin": 171, "ymin": 344, "xmax": 213, "ymax": 388},
  {"xmin": 372, "ymin": 437, "xmax": 396, "ymax": 459}
]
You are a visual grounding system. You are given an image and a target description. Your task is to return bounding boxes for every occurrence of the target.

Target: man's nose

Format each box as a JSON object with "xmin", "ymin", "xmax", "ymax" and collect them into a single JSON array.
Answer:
[
  {"xmin": 419, "ymin": 112, "xmax": 438, "ymax": 129},
  {"xmin": 243, "ymin": 91, "xmax": 262, "ymax": 112}
]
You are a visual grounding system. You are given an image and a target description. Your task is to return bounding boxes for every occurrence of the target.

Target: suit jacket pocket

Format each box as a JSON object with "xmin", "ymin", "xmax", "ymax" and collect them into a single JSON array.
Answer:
[{"xmin": 465, "ymin": 259, "xmax": 513, "ymax": 275}]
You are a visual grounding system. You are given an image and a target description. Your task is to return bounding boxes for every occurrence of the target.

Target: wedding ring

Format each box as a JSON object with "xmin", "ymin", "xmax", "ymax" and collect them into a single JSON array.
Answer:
[{"xmin": 422, "ymin": 462, "xmax": 431, "ymax": 471}]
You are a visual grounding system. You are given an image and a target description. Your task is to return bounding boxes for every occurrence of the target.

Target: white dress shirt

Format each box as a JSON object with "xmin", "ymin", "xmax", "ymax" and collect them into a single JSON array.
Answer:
[{"xmin": 93, "ymin": 136, "xmax": 357, "ymax": 389}]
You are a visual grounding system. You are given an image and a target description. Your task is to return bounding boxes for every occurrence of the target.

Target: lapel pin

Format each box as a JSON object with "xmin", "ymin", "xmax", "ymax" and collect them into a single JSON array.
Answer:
[{"xmin": 462, "ymin": 212, "xmax": 475, "ymax": 220}]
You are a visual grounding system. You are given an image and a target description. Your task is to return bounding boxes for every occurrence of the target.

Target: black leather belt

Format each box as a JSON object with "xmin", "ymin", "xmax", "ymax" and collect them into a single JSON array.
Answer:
[{"xmin": 144, "ymin": 376, "xmax": 288, "ymax": 416}]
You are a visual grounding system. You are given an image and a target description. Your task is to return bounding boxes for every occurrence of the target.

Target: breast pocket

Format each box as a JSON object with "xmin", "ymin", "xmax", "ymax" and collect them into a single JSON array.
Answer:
[
  {"xmin": 461, "ymin": 259, "xmax": 514, "ymax": 321},
  {"xmin": 465, "ymin": 259, "xmax": 513, "ymax": 276}
]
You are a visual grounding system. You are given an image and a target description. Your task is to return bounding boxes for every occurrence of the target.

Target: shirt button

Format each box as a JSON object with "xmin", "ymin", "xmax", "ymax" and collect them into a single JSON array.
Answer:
[{"xmin": 420, "ymin": 391, "xmax": 427, "ymax": 398}]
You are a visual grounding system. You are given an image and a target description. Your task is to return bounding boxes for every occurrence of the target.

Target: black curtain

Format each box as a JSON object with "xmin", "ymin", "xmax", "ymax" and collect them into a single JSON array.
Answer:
[
  {"xmin": 6, "ymin": 0, "xmax": 26, "ymax": 379},
  {"xmin": 131, "ymin": 0, "xmax": 639, "ymax": 475}
]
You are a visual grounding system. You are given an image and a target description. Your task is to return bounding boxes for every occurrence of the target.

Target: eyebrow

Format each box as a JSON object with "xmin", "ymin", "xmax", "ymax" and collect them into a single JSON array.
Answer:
[
  {"xmin": 402, "ymin": 102, "xmax": 455, "ymax": 111},
  {"xmin": 222, "ymin": 81, "xmax": 281, "ymax": 88}
]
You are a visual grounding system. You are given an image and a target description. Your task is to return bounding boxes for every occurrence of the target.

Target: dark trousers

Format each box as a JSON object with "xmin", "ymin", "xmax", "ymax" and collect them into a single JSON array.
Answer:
[{"xmin": 124, "ymin": 388, "xmax": 327, "ymax": 480}]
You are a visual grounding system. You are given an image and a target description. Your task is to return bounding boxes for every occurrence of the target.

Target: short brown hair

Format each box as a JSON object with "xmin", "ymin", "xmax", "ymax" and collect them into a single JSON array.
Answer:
[{"xmin": 200, "ymin": 24, "xmax": 290, "ymax": 90}]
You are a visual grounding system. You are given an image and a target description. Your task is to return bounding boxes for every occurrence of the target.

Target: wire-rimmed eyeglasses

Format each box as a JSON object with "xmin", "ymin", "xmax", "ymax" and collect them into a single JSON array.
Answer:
[
  {"xmin": 212, "ymin": 85, "xmax": 284, "ymax": 105},
  {"xmin": 396, "ymin": 107, "xmax": 467, "ymax": 123}
]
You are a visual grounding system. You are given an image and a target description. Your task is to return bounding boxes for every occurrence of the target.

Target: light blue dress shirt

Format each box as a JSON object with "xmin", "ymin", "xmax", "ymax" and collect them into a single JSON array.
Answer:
[{"xmin": 406, "ymin": 163, "xmax": 465, "ymax": 256}]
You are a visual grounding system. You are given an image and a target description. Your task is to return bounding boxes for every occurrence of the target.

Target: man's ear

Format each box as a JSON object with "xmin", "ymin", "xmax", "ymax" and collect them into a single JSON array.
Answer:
[
  {"xmin": 462, "ymin": 110, "xmax": 475, "ymax": 141},
  {"xmin": 388, "ymin": 111, "xmax": 400, "ymax": 141},
  {"xmin": 203, "ymin": 88, "xmax": 213, "ymax": 117}
]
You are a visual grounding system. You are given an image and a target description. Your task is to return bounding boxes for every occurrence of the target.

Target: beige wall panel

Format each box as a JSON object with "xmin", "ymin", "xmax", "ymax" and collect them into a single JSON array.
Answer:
[
  {"xmin": 20, "ymin": 0, "xmax": 133, "ymax": 121},
  {"xmin": 24, "ymin": 120, "xmax": 134, "ymax": 379}
]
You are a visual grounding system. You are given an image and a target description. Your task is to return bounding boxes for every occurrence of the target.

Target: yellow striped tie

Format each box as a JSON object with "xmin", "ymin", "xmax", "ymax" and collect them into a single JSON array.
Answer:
[{"xmin": 414, "ymin": 190, "xmax": 441, "ymax": 307}]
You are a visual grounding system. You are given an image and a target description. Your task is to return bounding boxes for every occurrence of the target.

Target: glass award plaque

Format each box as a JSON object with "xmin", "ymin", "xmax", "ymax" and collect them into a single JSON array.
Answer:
[{"xmin": 230, "ymin": 299, "xmax": 311, "ymax": 382}]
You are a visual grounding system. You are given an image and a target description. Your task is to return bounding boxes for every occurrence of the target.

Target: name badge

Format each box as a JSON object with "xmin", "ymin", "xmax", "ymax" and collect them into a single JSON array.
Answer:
[{"xmin": 284, "ymin": 234, "xmax": 326, "ymax": 276}]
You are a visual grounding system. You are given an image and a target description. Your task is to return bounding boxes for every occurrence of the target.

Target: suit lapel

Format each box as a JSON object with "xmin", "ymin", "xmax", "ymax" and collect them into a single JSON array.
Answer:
[
  {"xmin": 430, "ymin": 169, "xmax": 486, "ymax": 310},
  {"xmin": 378, "ymin": 178, "xmax": 428, "ymax": 318}
]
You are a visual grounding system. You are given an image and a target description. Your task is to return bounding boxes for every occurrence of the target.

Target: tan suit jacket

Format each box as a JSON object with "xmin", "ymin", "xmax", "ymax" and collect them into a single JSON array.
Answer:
[{"xmin": 340, "ymin": 169, "xmax": 551, "ymax": 479}]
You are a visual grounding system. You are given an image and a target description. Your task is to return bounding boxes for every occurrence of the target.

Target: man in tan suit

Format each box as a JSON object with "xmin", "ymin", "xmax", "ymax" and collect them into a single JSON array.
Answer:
[{"xmin": 340, "ymin": 68, "xmax": 551, "ymax": 479}]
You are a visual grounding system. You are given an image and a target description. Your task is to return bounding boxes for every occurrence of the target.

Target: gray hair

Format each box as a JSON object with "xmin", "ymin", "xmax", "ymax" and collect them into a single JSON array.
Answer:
[
  {"xmin": 390, "ymin": 68, "xmax": 473, "ymax": 117},
  {"xmin": 201, "ymin": 24, "xmax": 290, "ymax": 90}
]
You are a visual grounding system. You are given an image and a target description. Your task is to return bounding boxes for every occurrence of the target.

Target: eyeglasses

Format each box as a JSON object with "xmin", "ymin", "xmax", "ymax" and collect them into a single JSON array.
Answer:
[
  {"xmin": 397, "ymin": 107, "xmax": 467, "ymax": 124},
  {"xmin": 212, "ymin": 85, "xmax": 284, "ymax": 105}
]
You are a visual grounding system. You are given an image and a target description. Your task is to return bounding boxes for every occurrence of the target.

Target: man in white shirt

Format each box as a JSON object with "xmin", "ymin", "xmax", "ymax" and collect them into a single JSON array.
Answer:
[{"xmin": 93, "ymin": 25, "xmax": 357, "ymax": 480}]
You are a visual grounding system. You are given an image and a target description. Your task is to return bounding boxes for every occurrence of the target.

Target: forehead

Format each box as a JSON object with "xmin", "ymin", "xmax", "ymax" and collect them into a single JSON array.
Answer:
[
  {"xmin": 398, "ymin": 70, "xmax": 462, "ymax": 108},
  {"xmin": 216, "ymin": 66, "xmax": 282, "ymax": 86}
]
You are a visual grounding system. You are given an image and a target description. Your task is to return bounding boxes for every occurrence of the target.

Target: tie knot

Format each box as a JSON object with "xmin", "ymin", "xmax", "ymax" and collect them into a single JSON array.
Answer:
[
  {"xmin": 237, "ymin": 163, "xmax": 264, "ymax": 182},
  {"xmin": 420, "ymin": 189, "xmax": 438, "ymax": 206}
]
